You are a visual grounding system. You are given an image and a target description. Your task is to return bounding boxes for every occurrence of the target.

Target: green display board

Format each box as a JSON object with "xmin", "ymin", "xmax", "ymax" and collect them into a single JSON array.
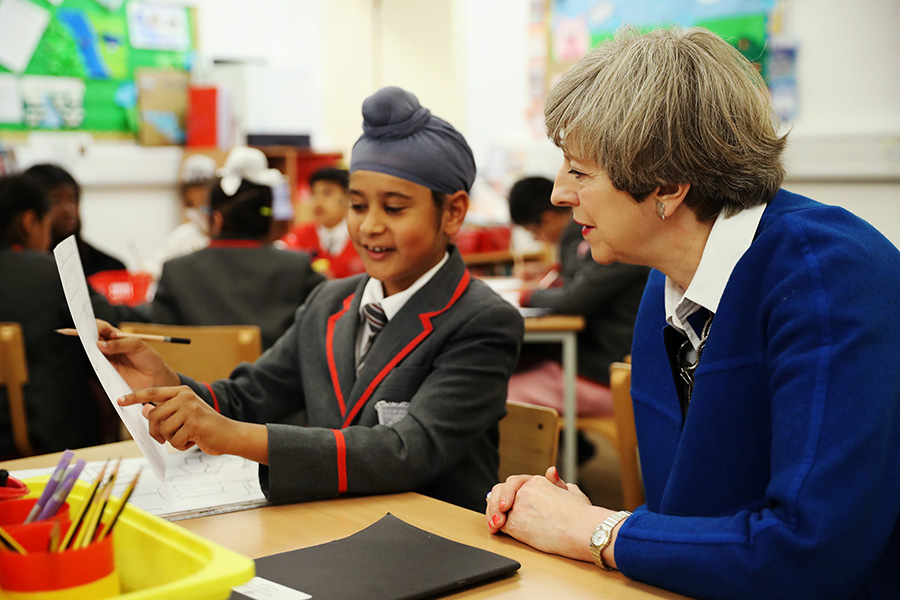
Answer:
[
  {"xmin": 548, "ymin": 0, "xmax": 776, "ymax": 83},
  {"xmin": 0, "ymin": 0, "xmax": 194, "ymax": 135}
]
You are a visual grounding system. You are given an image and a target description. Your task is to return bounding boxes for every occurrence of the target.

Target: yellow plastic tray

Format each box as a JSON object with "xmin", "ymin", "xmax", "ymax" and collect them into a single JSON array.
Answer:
[{"xmin": 15, "ymin": 477, "xmax": 255, "ymax": 600}]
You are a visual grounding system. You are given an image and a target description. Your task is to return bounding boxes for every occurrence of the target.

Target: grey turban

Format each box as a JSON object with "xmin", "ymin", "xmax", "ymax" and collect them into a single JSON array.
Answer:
[{"xmin": 350, "ymin": 86, "xmax": 476, "ymax": 194}]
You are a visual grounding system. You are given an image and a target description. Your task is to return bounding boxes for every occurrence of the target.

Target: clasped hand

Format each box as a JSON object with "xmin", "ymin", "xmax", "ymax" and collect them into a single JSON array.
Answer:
[{"xmin": 485, "ymin": 466, "xmax": 616, "ymax": 564}]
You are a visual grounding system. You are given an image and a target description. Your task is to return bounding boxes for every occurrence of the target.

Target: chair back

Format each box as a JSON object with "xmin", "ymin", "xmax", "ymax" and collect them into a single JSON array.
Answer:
[
  {"xmin": 0, "ymin": 323, "xmax": 35, "ymax": 457},
  {"xmin": 609, "ymin": 361, "xmax": 644, "ymax": 510},
  {"xmin": 498, "ymin": 400, "xmax": 559, "ymax": 481},
  {"xmin": 117, "ymin": 323, "xmax": 263, "ymax": 382}
]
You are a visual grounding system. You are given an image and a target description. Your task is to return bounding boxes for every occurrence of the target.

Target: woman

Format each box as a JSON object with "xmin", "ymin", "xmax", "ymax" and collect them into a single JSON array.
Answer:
[{"xmin": 486, "ymin": 27, "xmax": 900, "ymax": 600}]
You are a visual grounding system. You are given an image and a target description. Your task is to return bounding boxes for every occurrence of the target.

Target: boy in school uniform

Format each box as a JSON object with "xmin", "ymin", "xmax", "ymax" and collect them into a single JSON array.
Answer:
[
  {"xmin": 23, "ymin": 164, "xmax": 127, "ymax": 277},
  {"xmin": 281, "ymin": 167, "xmax": 366, "ymax": 279},
  {"xmin": 100, "ymin": 86, "xmax": 525, "ymax": 512}
]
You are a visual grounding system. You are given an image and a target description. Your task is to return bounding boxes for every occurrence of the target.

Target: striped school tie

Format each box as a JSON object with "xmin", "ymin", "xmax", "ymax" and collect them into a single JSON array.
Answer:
[{"xmin": 358, "ymin": 302, "xmax": 387, "ymax": 370}]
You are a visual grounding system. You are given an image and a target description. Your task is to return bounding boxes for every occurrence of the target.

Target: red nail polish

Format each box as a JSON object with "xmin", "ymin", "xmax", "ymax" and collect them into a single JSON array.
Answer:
[
  {"xmin": 498, "ymin": 499, "xmax": 506, "ymax": 510},
  {"xmin": 491, "ymin": 514, "xmax": 501, "ymax": 528}
]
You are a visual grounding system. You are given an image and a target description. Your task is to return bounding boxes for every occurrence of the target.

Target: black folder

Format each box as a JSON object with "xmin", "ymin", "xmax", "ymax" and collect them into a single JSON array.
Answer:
[{"xmin": 230, "ymin": 513, "xmax": 521, "ymax": 600}]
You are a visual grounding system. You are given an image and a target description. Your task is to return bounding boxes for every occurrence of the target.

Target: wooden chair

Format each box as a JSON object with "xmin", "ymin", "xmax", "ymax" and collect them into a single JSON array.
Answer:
[
  {"xmin": 0, "ymin": 323, "xmax": 36, "ymax": 457},
  {"xmin": 609, "ymin": 361, "xmax": 644, "ymax": 510},
  {"xmin": 498, "ymin": 400, "xmax": 560, "ymax": 481},
  {"xmin": 117, "ymin": 323, "xmax": 263, "ymax": 383}
]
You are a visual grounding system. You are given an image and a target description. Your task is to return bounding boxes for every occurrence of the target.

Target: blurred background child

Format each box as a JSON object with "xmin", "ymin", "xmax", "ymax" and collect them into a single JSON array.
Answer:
[
  {"xmin": 23, "ymin": 163, "xmax": 127, "ymax": 277},
  {"xmin": 148, "ymin": 147, "xmax": 324, "ymax": 349},
  {"xmin": 281, "ymin": 167, "xmax": 365, "ymax": 279},
  {"xmin": 506, "ymin": 176, "xmax": 649, "ymax": 458},
  {"xmin": 0, "ymin": 174, "xmax": 121, "ymax": 455},
  {"xmin": 146, "ymin": 153, "xmax": 218, "ymax": 281}
]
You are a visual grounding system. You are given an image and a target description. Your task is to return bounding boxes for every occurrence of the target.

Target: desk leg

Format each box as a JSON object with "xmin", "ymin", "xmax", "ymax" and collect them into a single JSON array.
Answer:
[{"xmin": 561, "ymin": 331, "xmax": 578, "ymax": 482}]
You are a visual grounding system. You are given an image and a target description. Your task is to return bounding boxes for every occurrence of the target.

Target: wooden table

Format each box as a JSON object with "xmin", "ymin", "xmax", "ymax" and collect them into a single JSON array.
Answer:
[
  {"xmin": 524, "ymin": 314, "xmax": 585, "ymax": 481},
  {"xmin": 2, "ymin": 443, "xmax": 687, "ymax": 600}
]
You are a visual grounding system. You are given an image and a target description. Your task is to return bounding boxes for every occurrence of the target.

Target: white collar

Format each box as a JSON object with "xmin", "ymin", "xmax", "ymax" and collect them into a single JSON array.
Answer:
[
  {"xmin": 360, "ymin": 251, "xmax": 450, "ymax": 321},
  {"xmin": 665, "ymin": 203, "xmax": 766, "ymax": 345},
  {"xmin": 316, "ymin": 220, "xmax": 349, "ymax": 254}
]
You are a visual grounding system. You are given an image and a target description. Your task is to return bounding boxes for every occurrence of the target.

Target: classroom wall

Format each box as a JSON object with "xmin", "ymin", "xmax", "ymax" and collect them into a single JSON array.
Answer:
[{"xmin": 10, "ymin": 0, "xmax": 900, "ymax": 268}]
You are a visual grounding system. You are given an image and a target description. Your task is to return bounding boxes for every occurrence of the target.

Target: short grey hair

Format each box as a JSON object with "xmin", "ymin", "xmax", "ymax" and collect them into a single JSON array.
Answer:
[{"xmin": 544, "ymin": 26, "xmax": 787, "ymax": 221}]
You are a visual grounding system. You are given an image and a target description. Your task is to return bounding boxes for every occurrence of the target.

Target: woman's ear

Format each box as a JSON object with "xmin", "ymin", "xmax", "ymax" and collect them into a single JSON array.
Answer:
[
  {"xmin": 650, "ymin": 183, "xmax": 691, "ymax": 219},
  {"xmin": 442, "ymin": 190, "xmax": 469, "ymax": 237}
]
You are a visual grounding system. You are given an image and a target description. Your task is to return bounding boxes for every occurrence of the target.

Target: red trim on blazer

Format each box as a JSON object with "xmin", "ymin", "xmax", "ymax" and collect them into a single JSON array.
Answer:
[
  {"xmin": 208, "ymin": 239, "xmax": 264, "ymax": 249},
  {"xmin": 331, "ymin": 429, "xmax": 348, "ymax": 493},
  {"xmin": 340, "ymin": 270, "xmax": 472, "ymax": 429},
  {"xmin": 327, "ymin": 293, "xmax": 356, "ymax": 416},
  {"xmin": 203, "ymin": 382, "xmax": 220, "ymax": 413}
]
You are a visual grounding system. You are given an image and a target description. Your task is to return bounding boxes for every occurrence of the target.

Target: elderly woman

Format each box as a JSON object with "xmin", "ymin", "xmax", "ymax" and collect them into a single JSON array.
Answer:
[{"xmin": 486, "ymin": 27, "xmax": 900, "ymax": 600}]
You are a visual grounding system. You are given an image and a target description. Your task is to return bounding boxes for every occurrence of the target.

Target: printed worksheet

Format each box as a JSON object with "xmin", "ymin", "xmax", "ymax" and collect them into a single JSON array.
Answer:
[
  {"xmin": 13, "ymin": 450, "xmax": 266, "ymax": 521},
  {"xmin": 53, "ymin": 235, "xmax": 167, "ymax": 481}
]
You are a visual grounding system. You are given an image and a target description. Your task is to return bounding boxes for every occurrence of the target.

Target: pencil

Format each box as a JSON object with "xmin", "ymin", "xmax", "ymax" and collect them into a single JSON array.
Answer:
[
  {"xmin": 59, "ymin": 460, "xmax": 108, "ymax": 551},
  {"xmin": 0, "ymin": 524, "xmax": 26, "ymax": 555},
  {"xmin": 100, "ymin": 467, "xmax": 141, "ymax": 539},
  {"xmin": 56, "ymin": 328, "xmax": 191, "ymax": 345},
  {"xmin": 24, "ymin": 449, "xmax": 73, "ymax": 523}
]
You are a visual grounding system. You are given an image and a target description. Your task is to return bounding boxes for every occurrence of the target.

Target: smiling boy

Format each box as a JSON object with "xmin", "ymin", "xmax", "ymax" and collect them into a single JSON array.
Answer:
[{"xmin": 102, "ymin": 87, "xmax": 524, "ymax": 511}]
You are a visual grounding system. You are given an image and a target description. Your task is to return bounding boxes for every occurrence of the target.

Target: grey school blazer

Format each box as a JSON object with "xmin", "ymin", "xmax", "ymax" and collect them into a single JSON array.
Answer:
[{"xmin": 181, "ymin": 247, "xmax": 524, "ymax": 511}]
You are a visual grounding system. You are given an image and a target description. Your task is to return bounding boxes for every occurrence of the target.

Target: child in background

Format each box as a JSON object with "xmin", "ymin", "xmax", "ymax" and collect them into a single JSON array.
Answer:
[
  {"xmin": 23, "ymin": 163, "xmax": 127, "ymax": 277},
  {"xmin": 281, "ymin": 167, "xmax": 365, "ymax": 279},
  {"xmin": 100, "ymin": 86, "xmax": 524, "ymax": 512},
  {"xmin": 0, "ymin": 174, "xmax": 121, "ymax": 455},
  {"xmin": 146, "ymin": 154, "xmax": 218, "ymax": 281},
  {"xmin": 148, "ymin": 147, "xmax": 325, "ymax": 350},
  {"xmin": 507, "ymin": 176, "xmax": 648, "ymax": 418}
]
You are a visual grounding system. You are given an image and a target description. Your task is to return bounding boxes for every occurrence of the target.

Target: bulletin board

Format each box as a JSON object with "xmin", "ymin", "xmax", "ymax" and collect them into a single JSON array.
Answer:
[
  {"xmin": 547, "ymin": 0, "xmax": 777, "ymax": 83},
  {"xmin": 0, "ymin": 0, "xmax": 194, "ymax": 136}
]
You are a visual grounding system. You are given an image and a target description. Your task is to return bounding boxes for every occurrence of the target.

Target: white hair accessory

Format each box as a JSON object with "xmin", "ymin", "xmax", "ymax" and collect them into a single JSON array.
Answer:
[{"xmin": 218, "ymin": 147, "xmax": 271, "ymax": 196}]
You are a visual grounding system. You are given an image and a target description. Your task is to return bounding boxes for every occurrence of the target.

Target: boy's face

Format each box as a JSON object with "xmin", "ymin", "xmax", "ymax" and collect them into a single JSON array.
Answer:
[
  {"xmin": 348, "ymin": 170, "xmax": 464, "ymax": 297},
  {"xmin": 522, "ymin": 210, "xmax": 571, "ymax": 246},
  {"xmin": 47, "ymin": 183, "xmax": 79, "ymax": 241},
  {"xmin": 310, "ymin": 180, "xmax": 348, "ymax": 229}
]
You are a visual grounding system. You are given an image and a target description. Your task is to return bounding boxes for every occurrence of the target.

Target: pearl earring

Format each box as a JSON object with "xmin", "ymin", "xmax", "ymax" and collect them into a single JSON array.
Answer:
[{"xmin": 656, "ymin": 201, "xmax": 666, "ymax": 221}]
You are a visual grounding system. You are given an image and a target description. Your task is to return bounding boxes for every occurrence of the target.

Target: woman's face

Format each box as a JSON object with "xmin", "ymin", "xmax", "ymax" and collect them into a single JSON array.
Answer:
[{"xmin": 550, "ymin": 156, "xmax": 656, "ymax": 266}]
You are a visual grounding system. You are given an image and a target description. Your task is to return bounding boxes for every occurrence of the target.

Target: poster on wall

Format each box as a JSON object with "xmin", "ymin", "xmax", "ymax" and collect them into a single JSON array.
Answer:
[
  {"xmin": 0, "ymin": 0, "xmax": 194, "ymax": 136},
  {"xmin": 548, "ymin": 0, "xmax": 777, "ymax": 83}
]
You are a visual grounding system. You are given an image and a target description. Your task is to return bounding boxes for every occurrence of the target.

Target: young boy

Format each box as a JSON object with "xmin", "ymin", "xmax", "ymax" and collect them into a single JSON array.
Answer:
[
  {"xmin": 147, "ymin": 154, "xmax": 218, "ymax": 281},
  {"xmin": 281, "ymin": 167, "xmax": 365, "ymax": 279},
  {"xmin": 101, "ymin": 86, "xmax": 524, "ymax": 511},
  {"xmin": 507, "ymin": 176, "xmax": 648, "ymax": 417},
  {"xmin": 23, "ymin": 163, "xmax": 127, "ymax": 277}
]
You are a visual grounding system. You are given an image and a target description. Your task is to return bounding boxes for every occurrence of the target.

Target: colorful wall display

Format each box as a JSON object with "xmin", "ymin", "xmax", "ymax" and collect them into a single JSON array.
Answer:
[{"xmin": 0, "ymin": 0, "xmax": 194, "ymax": 135}]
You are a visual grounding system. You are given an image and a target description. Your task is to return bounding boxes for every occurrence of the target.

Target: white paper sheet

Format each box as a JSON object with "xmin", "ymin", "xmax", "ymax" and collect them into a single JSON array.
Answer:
[
  {"xmin": 0, "ymin": 0, "xmax": 50, "ymax": 73},
  {"xmin": 0, "ymin": 74, "xmax": 22, "ymax": 123},
  {"xmin": 53, "ymin": 236, "xmax": 167, "ymax": 481},
  {"xmin": 12, "ymin": 451, "xmax": 266, "ymax": 521}
]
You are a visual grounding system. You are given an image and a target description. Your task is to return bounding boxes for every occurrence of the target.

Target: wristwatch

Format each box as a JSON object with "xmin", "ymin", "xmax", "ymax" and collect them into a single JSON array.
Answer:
[{"xmin": 589, "ymin": 510, "xmax": 631, "ymax": 570}]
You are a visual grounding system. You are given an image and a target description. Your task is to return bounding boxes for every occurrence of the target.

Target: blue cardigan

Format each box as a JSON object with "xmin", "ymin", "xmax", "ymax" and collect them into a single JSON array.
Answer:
[{"xmin": 617, "ymin": 190, "xmax": 900, "ymax": 600}]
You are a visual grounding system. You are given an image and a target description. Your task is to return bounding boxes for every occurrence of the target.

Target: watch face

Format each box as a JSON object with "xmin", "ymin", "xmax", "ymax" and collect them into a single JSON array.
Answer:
[{"xmin": 591, "ymin": 528, "xmax": 610, "ymax": 547}]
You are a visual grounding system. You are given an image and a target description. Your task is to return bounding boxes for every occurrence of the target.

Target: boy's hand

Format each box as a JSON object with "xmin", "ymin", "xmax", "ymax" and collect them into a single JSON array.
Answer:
[
  {"xmin": 95, "ymin": 319, "xmax": 179, "ymax": 390},
  {"xmin": 117, "ymin": 386, "xmax": 268, "ymax": 463}
]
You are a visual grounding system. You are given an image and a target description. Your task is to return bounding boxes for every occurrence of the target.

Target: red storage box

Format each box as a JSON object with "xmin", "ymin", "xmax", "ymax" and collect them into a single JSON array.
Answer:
[{"xmin": 87, "ymin": 271, "xmax": 153, "ymax": 306}]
